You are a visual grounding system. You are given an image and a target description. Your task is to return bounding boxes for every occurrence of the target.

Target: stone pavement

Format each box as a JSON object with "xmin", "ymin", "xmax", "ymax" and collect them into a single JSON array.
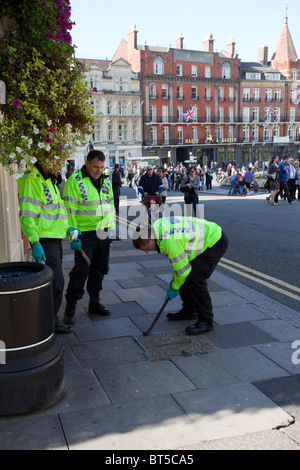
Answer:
[{"xmin": 1, "ymin": 187, "xmax": 300, "ymax": 450}]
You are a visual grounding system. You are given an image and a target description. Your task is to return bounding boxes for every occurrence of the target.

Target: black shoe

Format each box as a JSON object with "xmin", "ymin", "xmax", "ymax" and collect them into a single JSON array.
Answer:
[
  {"xmin": 185, "ymin": 321, "xmax": 214, "ymax": 335},
  {"xmin": 167, "ymin": 308, "xmax": 197, "ymax": 321},
  {"xmin": 55, "ymin": 323, "xmax": 72, "ymax": 335},
  {"xmin": 64, "ymin": 304, "xmax": 76, "ymax": 325},
  {"xmin": 88, "ymin": 297, "xmax": 111, "ymax": 316}
]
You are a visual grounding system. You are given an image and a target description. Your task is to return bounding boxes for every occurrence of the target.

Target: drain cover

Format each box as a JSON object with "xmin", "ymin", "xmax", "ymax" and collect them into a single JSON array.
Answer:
[{"xmin": 136, "ymin": 331, "xmax": 215, "ymax": 360}]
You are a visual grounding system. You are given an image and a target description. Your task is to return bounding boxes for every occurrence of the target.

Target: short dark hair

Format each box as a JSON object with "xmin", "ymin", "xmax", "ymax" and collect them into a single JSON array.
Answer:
[{"xmin": 87, "ymin": 150, "xmax": 105, "ymax": 162}]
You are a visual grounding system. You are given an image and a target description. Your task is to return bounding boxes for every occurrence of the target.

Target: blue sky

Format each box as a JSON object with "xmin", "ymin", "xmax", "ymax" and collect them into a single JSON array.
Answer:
[{"xmin": 70, "ymin": 0, "xmax": 300, "ymax": 63}]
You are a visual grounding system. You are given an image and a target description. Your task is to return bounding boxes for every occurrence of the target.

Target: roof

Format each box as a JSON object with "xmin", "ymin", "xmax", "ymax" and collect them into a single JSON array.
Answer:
[
  {"xmin": 271, "ymin": 19, "xmax": 298, "ymax": 62},
  {"xmin": 76, "ymin": 58, "xmax": 111, "ymax": 70}
]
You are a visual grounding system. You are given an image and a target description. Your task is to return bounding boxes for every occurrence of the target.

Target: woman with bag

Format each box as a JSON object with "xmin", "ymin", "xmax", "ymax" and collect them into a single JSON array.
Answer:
[
  {"xmin": 265, "ymin": 154, "xmax": 280, "ymax": 205},
  {"xmin": 180, "ymin": 166, "xmax": 200, "ymax": 216}
]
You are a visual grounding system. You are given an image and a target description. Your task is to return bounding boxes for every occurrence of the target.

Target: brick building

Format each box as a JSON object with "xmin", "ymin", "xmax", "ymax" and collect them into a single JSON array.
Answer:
[{"xmin": 113, "ymin": 16, "xmax": 300, "ymax": 167}]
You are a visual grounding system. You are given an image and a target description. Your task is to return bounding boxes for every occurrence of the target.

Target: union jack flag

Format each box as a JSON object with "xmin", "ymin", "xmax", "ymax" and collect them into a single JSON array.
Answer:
[
  {"xmin": 269, "ymin": 107, "xmax": 278, "ymax": 120},
  {"xmin": 183, "ymin": 106, "xmax": 195, "ymax": 122}
]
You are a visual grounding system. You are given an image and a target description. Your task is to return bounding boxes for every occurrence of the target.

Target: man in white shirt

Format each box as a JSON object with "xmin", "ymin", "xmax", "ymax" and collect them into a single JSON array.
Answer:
[{"xmin": 288, "ymin": 157, "xmax": 296, "ymax": 200}]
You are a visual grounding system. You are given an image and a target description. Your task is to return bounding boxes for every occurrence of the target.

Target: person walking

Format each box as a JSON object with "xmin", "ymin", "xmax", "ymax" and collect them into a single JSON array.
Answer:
[
  {"xmin": 274, "ymin": 154, "xmax": 294, "ymax": 204},
  {"xmin": 63, "ymin": 150, "xmax": 115, "ymax": 324},
  {"xmin": 265, "ymin": 154, "xmax": 281, "ymax": 205},
  {"xmin": 138, "ymin": 165, "xmax": 163, "ymax": 199},
  {"xmin": 112, "ymin": 163, "xmax": 122, "ymax": 214},
  {"xmin": 132, "ymin": 216, "xmax": 228, "ymax": 335},
  {"xmin": 17, "ymin": 162, "xmax": 72, "ymax": 334},
  {"xmin": 180, "ymin": 166, "xmax": 200, "ymax": 217}
]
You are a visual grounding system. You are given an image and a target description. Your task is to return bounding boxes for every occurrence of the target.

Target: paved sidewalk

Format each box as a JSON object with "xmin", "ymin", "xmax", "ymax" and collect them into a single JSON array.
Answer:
[{"xmin": 1, "ymin": 187, "xmax": 300, "ymax": 450}]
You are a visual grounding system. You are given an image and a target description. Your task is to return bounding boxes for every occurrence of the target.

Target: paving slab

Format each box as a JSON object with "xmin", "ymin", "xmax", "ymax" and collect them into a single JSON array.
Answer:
[
  {"xmin": 132, "ymin": 312, "xmax": 195, "ymax": 335},
  {"xmin": 202, "ymin": 346, "xmax": 290, "ymax": 382},
  {"xmin": 254, "ymin": 374, "xmax": 300, "ymax": 420},
  {"xmin": 171, "ymin": 354, "xmax": 240, "ymax": 389},
  {"xmin": 173, "ymin": 382, "xmax": 293, "ymax": 442},
  {"xmin": 114, "ymin": 285, "xmax": 166, "ymax": 302},
  {"xmin": 0, "ymin": 414, "xmax": 67, "ymax": 450},
  {"xmin": 213, "ymin": 303, "xmax": 268, "ymax": 325},
  {"xmin": 105, "ymin": 269, "xmax": 146, "ymax": 280},
  {"xmin": 136, "ymin": 296, "xmax": 183, "ymax": 314},
  {"xmin": 207, "ymin": 322, "xmax": 278, "ymax": 349},
  {"xmin": 71, "ymin": 337, "xmax": 147, "ymax": 368},
  {"xmin": 116, "ymin": 275, "xmax": 168, "ymax": 289},
  {"xmin": 59, "ymin": 395, "xmax": 200, "ymax": 450},
  {"xmin": 94, "ymin": 360, "xmax": 196, "ymax": 403},
  {"xmin": 251, "ymin": 319, "xmax": 300, "ymax": 342},
  {"xmin": 183, "ymin": 429, "xmax": 300, "ymax": 450},
  {"xmin": 73, "ymin": 317, "xmax": 142, "ymax": 341},
  {"xmin": 254, "ymin": 342, "xmax": 300, "ymax": 374},
  {"xmin": 94, "ymin": 301, "xmax": 147, "ymax": 318}
]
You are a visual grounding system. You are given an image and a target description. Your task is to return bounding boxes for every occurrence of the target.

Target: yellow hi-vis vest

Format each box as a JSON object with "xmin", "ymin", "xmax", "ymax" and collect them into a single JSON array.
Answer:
[
  {"xmin": 17, "ymin": 166, "xmax": 68, "ymax": 244},
  {"xmin": 153, "ymin": 216, "xmax": 222, "ymax": 290},
  {"xmin": 63, "ymin": 171, "xmax": 115, "ymax": 232}
]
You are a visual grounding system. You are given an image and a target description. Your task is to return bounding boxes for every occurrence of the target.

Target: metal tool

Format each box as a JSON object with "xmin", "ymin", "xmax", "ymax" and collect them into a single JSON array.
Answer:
[
  {"xmin": 143, "ymin": 299, "xmax": 169, "ymax": 336},
  {"xmin": 71, "ymin": 230, "xmax": 91, "ymax": 267}
]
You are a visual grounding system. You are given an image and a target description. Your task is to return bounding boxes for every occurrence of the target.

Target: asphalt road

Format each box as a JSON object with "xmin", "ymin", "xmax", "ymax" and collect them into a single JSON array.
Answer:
[{"xmin": 121, "ymin": 184, "xmax": 300, "ymax": 314}]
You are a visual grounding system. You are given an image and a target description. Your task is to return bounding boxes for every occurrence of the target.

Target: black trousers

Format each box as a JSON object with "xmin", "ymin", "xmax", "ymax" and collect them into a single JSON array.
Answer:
[
  {"xmin": 274, "ymin": 181, "xmax": 293, "ymax": 203},
  {"xmin": 39, "ymin": 238, "xmax": 64, "ymax": 328},
  {"xmin": 179, "ymin": 231, "xmax": 229, "ymax": 325},
  {"xmin": 65, "ymin": 231, "xmax": 110, "ymax": 305},
  {"xmin": 113, "ymin": 186, "xmax": 120, "ymax": 213}
]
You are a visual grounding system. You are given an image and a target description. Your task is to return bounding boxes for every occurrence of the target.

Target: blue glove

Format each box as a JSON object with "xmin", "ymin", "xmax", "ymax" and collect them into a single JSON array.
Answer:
[
  {"xmin": 165, "ymin": 287, "xmax": 179, "ymax": 301},
  {"xmin": 32, "ymin": 243, "xmax": 46, "ymax": 263},
  {"xmin": 67, "ymin": 227, "xmax": 82, "ymax": 238},
  {"xmin": 109, "ymin": 230, "xmax": 114, "ymax": 244},
  {"xmin": 70, "ymin": 238, "xmax": 81, "ymax": 251}
]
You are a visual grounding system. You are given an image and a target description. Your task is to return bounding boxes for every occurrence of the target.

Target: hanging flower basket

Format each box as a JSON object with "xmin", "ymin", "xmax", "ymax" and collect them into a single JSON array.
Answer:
[{"xmin": 0, "ymin": 0, "xmax": 94, "ymax": 176}]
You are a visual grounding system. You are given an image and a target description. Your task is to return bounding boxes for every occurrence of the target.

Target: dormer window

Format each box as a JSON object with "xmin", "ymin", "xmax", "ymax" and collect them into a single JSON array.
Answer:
[{"xmin": 153, "ymin": 56, "xmax": 164, "ymax": 75}]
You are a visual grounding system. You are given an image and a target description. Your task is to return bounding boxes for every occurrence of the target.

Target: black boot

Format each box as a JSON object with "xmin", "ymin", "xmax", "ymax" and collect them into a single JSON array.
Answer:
[
  {"xmin": 166, "ymin": 308, "xmax": 197, "ymax": 321},
  {"xmin": 88, "ymin": 296, "xmax": 111, "ymax": 316},
  {"xmin": 64, "ymin": 303, "xmax": 76, "ymax": 325}
]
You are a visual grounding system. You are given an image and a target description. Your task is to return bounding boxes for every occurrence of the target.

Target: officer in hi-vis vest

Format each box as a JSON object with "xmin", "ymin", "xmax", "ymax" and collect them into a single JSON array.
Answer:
[
  {"xmin": 132, "ymin": 216, "xmax": 228, "ymax": 335},
  {"xmin": 18, "ymin": 162, "xmax": 72, "ymax": 334},
  {"xmin": 63, "ymin": 150, "xmax": 115, "ymax": 325}
]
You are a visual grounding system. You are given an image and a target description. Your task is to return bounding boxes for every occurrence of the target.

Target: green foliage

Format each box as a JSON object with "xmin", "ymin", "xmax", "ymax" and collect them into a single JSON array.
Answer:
[{"xmin": 0, "ymin": 0, "xmax": 95, "ymax": 175}]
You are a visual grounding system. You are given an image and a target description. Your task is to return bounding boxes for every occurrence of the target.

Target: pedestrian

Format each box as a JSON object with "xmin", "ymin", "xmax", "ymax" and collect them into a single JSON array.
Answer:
[
  {"xmin": 157, "ymin": 167, "xmax": 169, "ymax": 204},
  {"xmin": 17, "ymin": 162, "xmax": 72, "ymax": 334},
  {"xmin": 63, "ymin": 150, "xmax": 115, "ymax": 325},
  {"xmin": 243, "ymin": 167, "xmax": 254, "ymax": 195},
  {"xmin": 295, "ymin": 160, "xmax": 300, "ymax": 201},
  {"xmin": 265, "ymin": 154, "xmax": 280, "ymax": 205},
  {"xmin": 132, "ymin": 216, "xmax": 228, "ymax": 335},
  {"xmin": 180, "ymin": 166, "xmax": 200, "ymax": 217},
  {"xmin": 112, "ymin": 163, "xmax": 122, "ymax": 214},
  {"xmin": 287, "ymin": 157, "xmax": 296, "ymax": 200},
  {"xmin": 138, "ymin": 165, "xmax": 163, "ymax": 199},
  {"xmin": 274, "ymin": 154, "xmax": 294, "ymax": 204},
  {"xmin": 228, "ymin": 170, "xmax": 238, "ymax": 196},
  {"xmin": 205, "ymin": 169, "xmax": 212, "ymax": 190}
]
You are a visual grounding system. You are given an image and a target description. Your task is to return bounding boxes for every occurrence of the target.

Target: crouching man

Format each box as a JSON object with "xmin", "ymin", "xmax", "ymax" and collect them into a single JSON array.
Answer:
[{"xmin": 132, "ymin": 216, "xmax": 228, "ymax": 335}]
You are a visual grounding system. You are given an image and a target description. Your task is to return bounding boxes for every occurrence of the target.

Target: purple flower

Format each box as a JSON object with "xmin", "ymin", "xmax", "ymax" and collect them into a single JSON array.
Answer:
[
  {"xmin": 49, "ymin": 126, "xmax": 55, "ymax": 134},
  {"xmin": 45, "ymin": 138, "xmax": 52, "ymax": 144},
  {"xmin": 92, "ymin": 87, "xmax": 98, "ymax": 93},
  {"xmin": 13, "ymin": 99, "xmax": 22, "ymax": 107}
]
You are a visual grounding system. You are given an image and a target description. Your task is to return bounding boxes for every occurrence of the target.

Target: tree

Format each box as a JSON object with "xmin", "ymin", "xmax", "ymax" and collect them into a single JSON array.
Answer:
[{"xmin": 0, "ymin": 0, "xmax": 94, "ymax": 175}]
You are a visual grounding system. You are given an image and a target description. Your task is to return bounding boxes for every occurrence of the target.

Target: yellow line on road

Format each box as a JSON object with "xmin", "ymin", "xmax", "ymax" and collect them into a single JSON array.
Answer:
[
  {"xmin": 218, "ymin": 260, "xmax": 300, "ymax": 302},
  {"xmin": 222, "ymin": 258, "xmax": 299, "ymax": 292}
]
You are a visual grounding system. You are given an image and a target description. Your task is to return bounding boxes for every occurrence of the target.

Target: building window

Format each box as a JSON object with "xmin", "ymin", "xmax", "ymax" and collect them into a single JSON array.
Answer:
[
  {"xmin": 205, "ymin": 66, "xmax": 211, "ymax": 78},
  {"xmin": 92, "ymin": 124, "xmax": 101, "ymax": 142},
  {"xmin": 108, "ymin": 125, "xmax": 113, "ymax": 141},
  {"xmin": 150, "ymin": 127, "xmax": 157, "ymax": 144},
  {"xmin": 288, "ymin": 125, "xmax": 295, "ymax": 140},
  {"xmin": 118, "ymin": 102, "xmax": 127, "ymax": 115},
  {"xmin": 150, "ymin": 84, "xmax": 156, "ymax": 99},
  {"xmin": 290, "ymin": 107, "xmax": 295, "ymax": 122},
  {"xmin": 273, "ymin": 125, "xmax": 280, "ymax": 138},
  {"xmin": 253, "ymin": 88, "xmax": 260, "ymax": 101},
  {"xmin": 229, "ymin": 107, "xmax": 234, "ymax": 123},
  {"xmin": 205, "ymin": 87, "xmax": 211, "ymax": 100},
  {"xmin": 243, "ymin": 107, "xmax": 250, "ymax": 122},
  {"xmin": 192, "ymin": 126, "xmax": 197, "ymax": 140},
  {"xmin": 177, "ymin": 126, "xmax": 183, "ymax": 144},
  {"xmin": 274, "ymin": 89, "xmax": 281, "ymax": 101},
  {"xmin": 218, "ymin": 107, "xmax": 224, "ymax": 122},
  {"xmin": 228, "ymin": 126, "xmax": 234, "ymax": 139},
  {"xmin": 263, "ymin": 126, "xmax": 271, "ymax": 141},
  {"xmin": 177, "ymin": 85, "xmax": 183, "ymax": 99},
  {"xmin": 176, "ymin": 64, "xmax": 183, "ymax": 76},
  {"xmin": 205, "ymin": 126, "xmax": 211, "ymax": 141},
  {"xmin": 222, "ymin": 62, "xmax": 231, "ymax": 79},
  {"xmin": 291, "ymin": 89, "xmax": 297, "ymax": 103},
  {"xmin": 252, "ymin": 126, "xmax": 259, "ymax": 142},
  {"xmin": 132, "ymin": 102, "xmax": 137, "ymax": 115},
  {"xmin": 205, "ymin": 107, "xmax": 211, "ymax": 122},
  {"xmin": 265, "ymin": 89, "xmax": 272, "ymax": 101},
  {"xmin": 218, "ymin": 87, "xmax": 224, "ymax": 101},
  {"xmin": 132, "ymin": 124, "xmax": 138, "ymax": 141},
  {"xmin": 252, "ymin": 107, "xmax": 259, "ymax": 122},
  {"xmin": 191, "ymin": 86, "xmax": 197, "ymax": 100},
  {"xmin": 191, "ymin": 65, "xmax": 197, "ymax": 77},
  {"xmin": 150, "ymin": 105, "xmax": 157, "ymax": 122},
  {"xmin": 229, "ymin": 87, "xmax": 235, "ymax": 101},
  {"xmin": 163, "ymin": 126, "xmax": 169, "ymax": 144},
  {"xmin": 162, "ymin": 106, "xmax": 169, "ymax": 123},
  {"xmin": 118, "ymin": 124, "xmax": 127, "ymax": 141},
  {"xmin": 243, "ymin": 125, "xmax": 249, "ymax": 142},
  {"xmin": 177, "ymin": 106, "xmax": 183, "ymax": 122},
  {"xmin": 162, "ymin": 84, "xmax": 168, "ymax": 99},
  {"xmin": 243, "ymin": 88, "xmax": 251, "ymax": 101},
  {"xmin": 291, "ymin": 71, "xmax": 297, "ymax": 80},
  {"xmin": 107, "ymin": 101, "xmax": 112, "ymax": 115},
  {"xmin": 153, "ymin": 56, "xmax": 164, "ymax": 75}
]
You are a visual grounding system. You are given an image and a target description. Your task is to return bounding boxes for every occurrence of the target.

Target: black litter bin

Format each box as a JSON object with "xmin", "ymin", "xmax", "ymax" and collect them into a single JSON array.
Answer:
[{"xmin": 0, "ymin": 262, "xmax": 64, "ymax": 416}]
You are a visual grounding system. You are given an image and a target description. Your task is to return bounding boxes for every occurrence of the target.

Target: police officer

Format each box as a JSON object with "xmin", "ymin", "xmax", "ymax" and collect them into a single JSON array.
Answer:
[
  {"xmin": 132, "ymin": 216, "xmax": 228, "ymax": 335},
  {"xmin": 63, "ymin": 150, "xmax": 115, "ymax": 324},
  {"xmin": 17, "ymin": 162, "xmax": 71, "ymax": 334}
]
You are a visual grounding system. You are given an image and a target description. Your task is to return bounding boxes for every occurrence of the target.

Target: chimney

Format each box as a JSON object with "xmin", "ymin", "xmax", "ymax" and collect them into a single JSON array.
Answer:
[
  {"xmin": 258, "ymin": 45, "xmax": 268, "ymax": 65},
  {"xmin": 176, "ymin": 32, "xmax": 184, "ymax": 49},
  {"xmin": 203, "ymin": 34, "xmax": 214, "ymax": 53},
  {"xmin": 128, "ymin": 24, "xmax": 138, "ymax": 50},
  {"xmin": 227, "ymin": 37, "xmax": 236, "ymax": 58}
]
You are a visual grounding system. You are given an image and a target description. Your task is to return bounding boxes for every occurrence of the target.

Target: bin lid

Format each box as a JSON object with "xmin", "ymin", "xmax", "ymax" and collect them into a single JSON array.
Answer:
[{"xmin": 0, "ymin": 262, "xmax": 53, "ymax": 292}]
